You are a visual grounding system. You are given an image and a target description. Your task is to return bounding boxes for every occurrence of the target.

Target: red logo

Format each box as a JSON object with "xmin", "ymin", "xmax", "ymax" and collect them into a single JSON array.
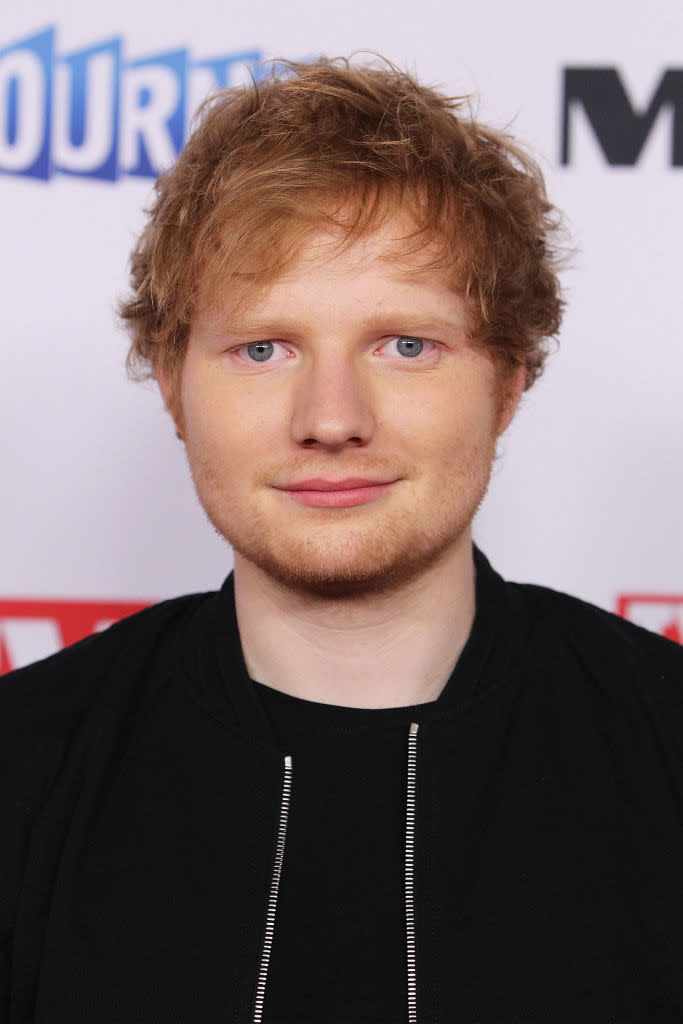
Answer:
[
  {"xmin": 0, "ymin": 599, "xmax": 151, "ymax": 675},
  {"xmin": 617, "ymin": 594, "xmax": 683, "ymax": 645}
]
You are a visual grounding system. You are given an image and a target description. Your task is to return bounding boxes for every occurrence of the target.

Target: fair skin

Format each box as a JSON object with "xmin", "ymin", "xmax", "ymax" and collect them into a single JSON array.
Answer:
[{"xmin": 161, "ymin": 211, "xmax": 524, "ymax": 708}]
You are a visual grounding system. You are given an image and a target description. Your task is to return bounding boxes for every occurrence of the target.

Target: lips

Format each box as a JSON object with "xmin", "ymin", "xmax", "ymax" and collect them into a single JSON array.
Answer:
[
  {"xmin": 283, "ymin": 477, "xmax": 392, "ymax": 491},
  {"xmin": 275, "ymin": 477, "xmax": 398, "ymax": 508}
]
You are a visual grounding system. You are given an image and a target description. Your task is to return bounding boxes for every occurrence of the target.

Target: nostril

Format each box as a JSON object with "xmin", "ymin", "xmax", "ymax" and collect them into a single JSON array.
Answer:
[{"xmin": 300, "ymin": 435, "xmax": 365, "ymax": 448}]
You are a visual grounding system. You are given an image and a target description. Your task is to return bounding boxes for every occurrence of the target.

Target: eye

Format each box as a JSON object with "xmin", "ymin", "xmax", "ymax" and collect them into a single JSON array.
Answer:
[
  {"xmin": 237, "ymin": 341, "xmax": 291, "ymax": 363},
  {"xmin": 379, "ymin": 335, "xmax": 433, "ymax": 359},
  {"xmin": 395, "ymin": 336, "xmax": 423, "ymax": 357}
]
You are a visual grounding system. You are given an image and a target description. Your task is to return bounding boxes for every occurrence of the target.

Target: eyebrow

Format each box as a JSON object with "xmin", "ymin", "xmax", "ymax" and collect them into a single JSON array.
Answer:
[{"xmin": 203, "ymin": 310, "xmax": 465, "ymax": 338}]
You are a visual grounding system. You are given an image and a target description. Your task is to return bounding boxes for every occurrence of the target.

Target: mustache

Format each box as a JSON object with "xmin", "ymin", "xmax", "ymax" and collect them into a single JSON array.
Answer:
[{"xmin": 262, "ymin": 454, "xmax": 414, "ymax": 483}]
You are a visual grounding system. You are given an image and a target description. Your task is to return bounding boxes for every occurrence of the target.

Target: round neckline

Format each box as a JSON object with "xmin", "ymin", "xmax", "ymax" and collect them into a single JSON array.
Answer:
[{"xmin": 253, "ymin": 678, "xmax": 435, "ymax": 738}]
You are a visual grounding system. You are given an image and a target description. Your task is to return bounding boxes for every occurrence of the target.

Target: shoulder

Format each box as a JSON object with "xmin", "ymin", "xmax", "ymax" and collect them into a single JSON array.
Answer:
[
  {"xmin": 0, "ymin": 590, "xmax": 216, "ymax": 735},
  {"xmin": 0, "ymin": 590, "xmax": 221, "ymax": 905},
  {"xmin": 0, "ymin": 590, "xmax": 218, "ymax": 841},
  {"xmin": 512, "ymin": 579, "xmax": 683, "ymax": 708},
  {"xmin": 516, "ymin": 580, "xmax": 682, "ymax": 663}
]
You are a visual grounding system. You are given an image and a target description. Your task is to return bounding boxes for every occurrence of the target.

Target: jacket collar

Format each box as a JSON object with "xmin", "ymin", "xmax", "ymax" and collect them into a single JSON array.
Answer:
[{"xmin": 182, "ymin": 545, "xmax": 529, "ymax": 747}]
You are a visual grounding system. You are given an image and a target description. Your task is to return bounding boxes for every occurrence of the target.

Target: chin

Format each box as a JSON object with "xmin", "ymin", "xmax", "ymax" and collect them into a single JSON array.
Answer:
[{"xmin": 228, "ymin": 527, "xmax": 467, "ymax": 600}]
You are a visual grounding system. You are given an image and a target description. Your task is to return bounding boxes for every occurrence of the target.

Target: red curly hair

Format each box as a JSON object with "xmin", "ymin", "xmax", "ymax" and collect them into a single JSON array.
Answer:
[{"xmin": 120, "ymin": 57, "xmax": 564, "ymax": 418}]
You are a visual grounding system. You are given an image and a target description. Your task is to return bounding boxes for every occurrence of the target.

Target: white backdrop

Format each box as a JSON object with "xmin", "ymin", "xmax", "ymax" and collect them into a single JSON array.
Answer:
[{"xmin": 1, "ymin": 0, "xmax": 682, "ymax": 670}]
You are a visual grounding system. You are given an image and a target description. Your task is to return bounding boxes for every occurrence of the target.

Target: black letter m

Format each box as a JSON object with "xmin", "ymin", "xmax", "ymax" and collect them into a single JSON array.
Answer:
[{"xmin": 562, "ymin": 67, "xmax": 683, "ymax": 165}]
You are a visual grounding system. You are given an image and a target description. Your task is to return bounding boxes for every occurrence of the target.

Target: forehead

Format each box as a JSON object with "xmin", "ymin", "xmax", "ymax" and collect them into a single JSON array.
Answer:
[
  {"xmin": 289, "ymin": 206, "xmax": 442, "ymax": 266},
  {"xmin": 199, "ymin": 211, "xmax": 463, "ymax": 328}
]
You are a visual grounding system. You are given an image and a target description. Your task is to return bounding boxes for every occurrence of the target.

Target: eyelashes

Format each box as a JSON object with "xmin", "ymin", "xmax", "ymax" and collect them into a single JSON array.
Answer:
[
  {"xmin": 232, "ymin": 335, "xmax": 436, "ymax": 365},
  {"xmin": 234, "ymin": 341, "xmax": 294, "ymax": 364},
  {"xmin": 377, "ymin": 336, "xmax": 435, "ymax": 359}
]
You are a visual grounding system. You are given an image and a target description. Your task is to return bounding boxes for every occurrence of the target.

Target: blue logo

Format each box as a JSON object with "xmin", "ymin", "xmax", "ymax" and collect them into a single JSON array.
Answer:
[{"xmin": 0, "ymin": 29, "xmax": 268, "ymax": 181}]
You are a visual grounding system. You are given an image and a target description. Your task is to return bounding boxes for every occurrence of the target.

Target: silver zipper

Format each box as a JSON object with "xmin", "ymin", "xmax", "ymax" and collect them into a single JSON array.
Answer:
[
  {"xmin": 252, "ymin": 754, "xmax": 293, "ymax": 1024},
  {"xmin": 406, "ymin": 722, "xmax": 419, "ymax": 1024}
]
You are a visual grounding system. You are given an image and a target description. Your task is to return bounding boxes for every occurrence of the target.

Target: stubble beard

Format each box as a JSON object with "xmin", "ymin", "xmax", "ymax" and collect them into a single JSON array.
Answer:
[
  {"xmin": 229, "ymin": 510, "xmax": 461, "ymax": 598},
  {"xmin": 191, "ymin": 448, "xmax": 496, "ymax": 600}
]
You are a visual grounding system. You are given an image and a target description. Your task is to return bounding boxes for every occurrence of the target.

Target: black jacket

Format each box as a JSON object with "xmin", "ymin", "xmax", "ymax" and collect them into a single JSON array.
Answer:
[{"xmin": 2, "ymin": 550, "xmax": 683, "ymax": 1023}]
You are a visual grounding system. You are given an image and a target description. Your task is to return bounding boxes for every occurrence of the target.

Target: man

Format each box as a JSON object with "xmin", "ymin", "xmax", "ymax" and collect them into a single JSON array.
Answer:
[{"xmin": 2, "ymin": 58, "xmax": 682, "ymax": 1024}]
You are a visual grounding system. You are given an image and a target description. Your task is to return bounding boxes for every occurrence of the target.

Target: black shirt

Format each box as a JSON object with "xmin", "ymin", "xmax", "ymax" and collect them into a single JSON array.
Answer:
[
  {"xmin": 3, "ymin": 548, "xmax": 683, "ymax": 1022},
  {"xmin": 255, "ymin": 683, "xmax": 429, "ymax": 1022}
]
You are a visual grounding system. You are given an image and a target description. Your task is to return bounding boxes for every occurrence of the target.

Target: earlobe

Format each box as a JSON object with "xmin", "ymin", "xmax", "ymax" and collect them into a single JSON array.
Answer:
[
  {"xmin": 157, "ymin": 373, "xmax": 168, "ymax": 407},
  {"xmin": 155, "ymin": 364, "xmax": 171, "ymax": 410},
  {"xmin": 154, "ymin": 366, "xmax": 185, "ymax": 441},
  {"xmin": 496, "ymin": 365, "xmax": 526, "ymax": 436}
]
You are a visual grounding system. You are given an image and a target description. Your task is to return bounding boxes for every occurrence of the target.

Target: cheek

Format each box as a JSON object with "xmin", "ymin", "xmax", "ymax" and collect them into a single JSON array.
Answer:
[
  {"xmin": 181, "ymin": 366, "xmax": 283, "ymax": 487},
  {"xmin": 391, "ymin": 385, "xmax": 497, "ymax": 458},
  {"xmin": 181, "ymin": 362, "xmax": 234, "ymax": 442},
  {"xmin": 180, "ymin": 367, "xmax": 231, "ymax": 476}
]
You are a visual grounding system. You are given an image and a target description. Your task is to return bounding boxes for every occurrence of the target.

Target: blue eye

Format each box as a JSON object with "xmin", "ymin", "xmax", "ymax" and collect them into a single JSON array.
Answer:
[
  {"xmin": 395, "ymin": 336, "xmax": 424, "ymax": 357},
  {"xmin": 246, "ymin": 341, "xmax": 274, "ymax": 362}
]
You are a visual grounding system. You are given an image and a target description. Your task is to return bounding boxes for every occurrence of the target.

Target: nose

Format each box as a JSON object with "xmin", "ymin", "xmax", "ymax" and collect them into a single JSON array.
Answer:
[{"xmin": 290, "ymin": 352, "xmax": 376, "ymax": 449}]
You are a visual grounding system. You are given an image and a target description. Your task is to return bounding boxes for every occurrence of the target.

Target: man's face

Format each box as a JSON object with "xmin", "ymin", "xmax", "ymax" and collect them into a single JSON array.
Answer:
[{"xmin": 175, "ymin": 213, "xmax": 522, "ymax": 596}]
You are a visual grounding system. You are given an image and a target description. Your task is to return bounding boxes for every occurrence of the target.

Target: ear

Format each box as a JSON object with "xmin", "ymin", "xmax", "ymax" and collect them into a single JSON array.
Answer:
[
  {"xmin": 495, "ymin": 364, "xmax": 526, "ymax": 437},
  {"xmin": 155, "ymin": 362, "xmax": 169, "ymax": 405},
  {"xmin": 154, "ymin": 363, "xmax": 184, "ymax": 440}
]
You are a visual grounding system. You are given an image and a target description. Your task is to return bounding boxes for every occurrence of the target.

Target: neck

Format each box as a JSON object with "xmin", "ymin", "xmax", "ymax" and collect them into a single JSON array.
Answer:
[{"xmin": 232, "ymin": 536, "xmax": 476, "ymax": 709}]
